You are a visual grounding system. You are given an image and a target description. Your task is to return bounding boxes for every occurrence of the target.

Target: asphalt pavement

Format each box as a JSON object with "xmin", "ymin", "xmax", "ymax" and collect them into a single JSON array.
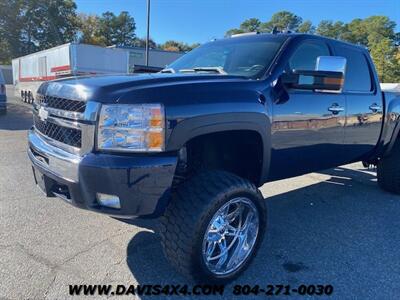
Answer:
[{"xmin": 1, "ymin": 87, "xmax": 400, "ymax": 299}]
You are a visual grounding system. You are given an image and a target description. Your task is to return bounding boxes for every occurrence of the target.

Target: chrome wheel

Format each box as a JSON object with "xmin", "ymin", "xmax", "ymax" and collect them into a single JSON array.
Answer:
[{"xmin": 202, "ymin": 197, "xmax": 260, "ymax": 275}]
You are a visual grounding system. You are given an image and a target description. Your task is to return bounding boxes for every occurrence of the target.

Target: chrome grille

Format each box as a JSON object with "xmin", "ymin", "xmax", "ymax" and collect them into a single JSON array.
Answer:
[
  {"xmin": 36, "ymin": 94, "xmax": 86, "ymax": 113},
  {"xmin": 34, "ymin": 115, "xmax": 82, "ymax": 148},
  {"xmin": 33, "ymin": 89, "xmax": 100, "ymax": 155}
]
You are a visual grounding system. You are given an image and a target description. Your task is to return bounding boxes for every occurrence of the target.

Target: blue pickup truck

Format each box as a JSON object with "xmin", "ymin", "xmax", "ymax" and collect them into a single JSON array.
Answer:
[{"xmin": 28, "ymin": 33, "xmax": 400, "ymax": 282}]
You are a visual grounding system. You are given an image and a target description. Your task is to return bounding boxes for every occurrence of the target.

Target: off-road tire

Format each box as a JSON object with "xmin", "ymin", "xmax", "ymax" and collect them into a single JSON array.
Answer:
[
  {"xmin": 159, "ymin": 170, "xmax": 266, "ymax": 283},
  {"xmin": 377, "ymin": 141, "xmax": 400, "ymax": 194}
]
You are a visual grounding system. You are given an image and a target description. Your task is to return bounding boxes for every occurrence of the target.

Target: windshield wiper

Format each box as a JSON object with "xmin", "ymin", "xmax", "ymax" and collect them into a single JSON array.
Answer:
[
  {"xmin": 160, "ymin": 68, "xmax": 176, "ymax": 73},
  {"xmin": 179, "ymin": 67, "xmax": 227, "ymax": 75}
]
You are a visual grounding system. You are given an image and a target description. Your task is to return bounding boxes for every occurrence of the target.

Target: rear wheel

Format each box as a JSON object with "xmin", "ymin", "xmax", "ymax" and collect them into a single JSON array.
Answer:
[
  {"xmin": 159, "ymin": 170, "xmax": 266, "ymax": 283},
  {"xmin": 377, "ymin": 141, "xmax": 400, "ymax": 194}
]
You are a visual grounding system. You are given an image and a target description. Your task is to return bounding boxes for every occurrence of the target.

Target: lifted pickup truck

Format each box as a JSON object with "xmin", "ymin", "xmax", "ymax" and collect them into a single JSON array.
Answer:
[{"xmin": 28, "ymin": 33, "xmax": 400, "ymax": 282}]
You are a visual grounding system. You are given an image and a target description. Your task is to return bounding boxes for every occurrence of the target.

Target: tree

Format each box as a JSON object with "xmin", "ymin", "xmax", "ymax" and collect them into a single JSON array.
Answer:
[
  {"xmin": 342, "ymin": 18, "xmax": 368, "ymax": 45},
  {"xmin": 77, "ymin": 14, "xmax": 106, "ymax": 46},
  {"xmin": 226, "ymin": 11, "xmax": 305, "ymax": 36},
  {"xmin": 370, "ymin": 38, "xmax": 399, "ymax": 82},
  {"xmin": 363, "ymin": 16, "xmax": 396, "ymax": 45},
  {"xmin": 132, "ymin": 37, "xmax": 157, "ymax": 49},
  {"xmin": 316, "ymin": 21, "xmax": 346, "ymax": 39},
  {"xmin": 98, "ymin": 11, "xmax": 136, "ymax": 46},
  {"xmin": 297, "ymin": 20, "xmax": 315, "ymax": 34},
  {"xmin": 240, "ymin": 18, "xmax": 262, "ymax": 32},
  {"xmin": 0, "ymin": 0, "xmax": 28, "ymax": 63},
  {"xmin": 225, "ymin": 11, "xmax": 399, "ymax": 82},
  {"xmin": 261, "ymin": 11, "xmax": 303, "ymax": 32},
  {"xmin": 225, "ymin": 28, "xmax": 245, "ymax": 37},
  {"xmin": 0, "ymin": 0, "xmax": 78, "ymax": 63},
  {"xmin": 36, "ymin": 0, "xmax": 79, "ymax": 50},
  {"xmin": 225, "ymin": 18, "xmax": 262, "ymax": 37},
  {"xmin": 113, "ymin": 11, "xmax": 136, "ymax": 46},
  {"xmin": 160, "ymin": 40, "xmax": 197, "ymax": 52},
  {"xmin": 395, "ymin": 32, "xmax": 400, "ymax": 46},
  {"xmin": 0, "ymin": 39, "xmax": 12, "ymax": 65},
  {"xmin": 189, "ymin": 43, "xmax": 201, "ymax": 50}
]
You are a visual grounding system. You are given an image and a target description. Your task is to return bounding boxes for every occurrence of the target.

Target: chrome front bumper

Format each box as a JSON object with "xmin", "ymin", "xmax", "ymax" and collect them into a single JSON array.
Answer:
[
  {"xmin": 28, "ymin": 127, "xmax": 178, "ymax": 218},
  {"xmin": 28, "ymin": 128, "xmax": 81, "ymax": 182}
]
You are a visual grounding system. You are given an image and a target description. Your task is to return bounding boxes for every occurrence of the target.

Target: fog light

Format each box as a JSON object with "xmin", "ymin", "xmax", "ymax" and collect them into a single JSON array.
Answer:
[{"xmin": 96, "ymin": 193, "xmax": 121, "ymax": 209}]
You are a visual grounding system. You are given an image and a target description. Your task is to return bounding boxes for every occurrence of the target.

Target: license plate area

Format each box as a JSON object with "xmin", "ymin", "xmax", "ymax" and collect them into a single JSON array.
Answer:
[{"xmin": 32, "ymin": 166, "xmax": 54, "ymax": 197}]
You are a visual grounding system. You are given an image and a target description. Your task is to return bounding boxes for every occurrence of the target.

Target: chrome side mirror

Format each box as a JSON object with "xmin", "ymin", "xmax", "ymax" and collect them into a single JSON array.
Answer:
[
  {"xmin": 316, "ymin": 56, "xmax": 346, "ymax": 73},
  {"xmin": 282, "ymin": 56, "xmax": 347, "ymax": 92},
  {"xmin": 315, "ymin": 56, "xmax": 346, "ymax": 93}
]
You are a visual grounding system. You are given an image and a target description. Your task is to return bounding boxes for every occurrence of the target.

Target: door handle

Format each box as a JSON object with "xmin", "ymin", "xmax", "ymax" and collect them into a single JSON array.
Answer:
[
  {"xmin": 328, "ymin": 103, "xmax": 344, "ymax": 115},
  {"xmin": 369, "ymin": 103, "xmax": 382, "ymax": 113}
]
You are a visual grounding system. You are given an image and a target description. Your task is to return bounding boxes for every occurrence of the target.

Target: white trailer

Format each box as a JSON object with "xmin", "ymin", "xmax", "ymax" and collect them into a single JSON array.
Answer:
[
  {"xmin": 125, "ymin": 47, "xmax": 183, "ymax": 70},
  {"xmin": 109, "ymin": 46, "xmax": 184, "ymax": 72},
  {"xmin": 12, "ymin": 43, "xmax": 129, "ymax": 102}
]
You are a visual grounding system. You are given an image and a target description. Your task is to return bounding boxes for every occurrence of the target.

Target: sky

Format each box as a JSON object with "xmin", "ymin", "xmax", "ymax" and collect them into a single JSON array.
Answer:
[{"xmin": 75, "ymin": 0, "xmax": 400, "ymax": 45}]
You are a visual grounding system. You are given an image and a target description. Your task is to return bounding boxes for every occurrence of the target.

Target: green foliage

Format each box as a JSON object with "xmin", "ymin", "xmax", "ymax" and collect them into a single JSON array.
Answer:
[
  {"xmin": 225, "ymin": 28, "xmax": 245, "ymax": 37},
  {"xmin": 240, "ymin": 18, "xmax": 262, "ymax": 32},
  {"xmin": 0, "ymin": 0, "xmax": 22, "ymax": 64},
  {"xmin": 77, "ymin": 11, "xmax": 136, "ymax": 47},
  {"xmin": 261, "ymin": 11, "xmax": 303, "ymax": 32},
  {"xmin": 160, "ymin": 40, "xmax": 199, "ymax": 52},
  {"xmin": 98, "ymin": 11, "xmax": 136, "ymax": 46},
  {"xmin": 0, "ymin": 0, "xmax": 78, "ymax": 63},
  {"xmin": 226, "ymin": 12, "xmax": 400, "ymax": 83},
  {"xmin": 77, "ymin": 14, "xmax": 107, "ymax": 46},
  {"xmin": 36, "ymin": 0, "xmax": 79, "ymax": 49},
  {"xmin": 315, "ymin": 21, "xmax": 346, "ymax": 39},
  {"xmin": 132, "ymin": 37, "xmax": 157, "ymax": 49},
  {"xmin": 0, "ymin": 1, "xmax": 191, "ymax": 63},
  {"xmin": 297, "ymin": 20, "xmax": 314, "ymax": 34},
  {"xmin": 1, "ymin": 2, "xmax": 399, "ymax": 83},
  {"xmin": 370, "ymin": 38, "xmax": 399, "ymax": 82}
]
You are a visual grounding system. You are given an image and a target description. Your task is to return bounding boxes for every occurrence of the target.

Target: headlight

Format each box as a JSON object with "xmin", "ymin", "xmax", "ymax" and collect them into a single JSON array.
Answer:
[{"xmin": 97, "ymin": 104, "xmax": 165, "ymax": 152}]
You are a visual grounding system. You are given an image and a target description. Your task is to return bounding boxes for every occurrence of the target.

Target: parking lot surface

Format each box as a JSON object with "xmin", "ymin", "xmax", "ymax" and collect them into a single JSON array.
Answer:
[{"xmin": 1, "ymin": 88, "xmax": 400, "ymax": 299}]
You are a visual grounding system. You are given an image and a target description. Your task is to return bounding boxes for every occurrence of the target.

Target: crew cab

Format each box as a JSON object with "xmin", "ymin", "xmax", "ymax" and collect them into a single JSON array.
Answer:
[{"xmin": 28, "ymin": 33, "xmax": 400, "ymax": 282}]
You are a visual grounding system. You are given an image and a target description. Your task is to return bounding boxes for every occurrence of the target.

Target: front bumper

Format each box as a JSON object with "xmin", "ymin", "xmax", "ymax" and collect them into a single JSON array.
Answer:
[{"xmin": 28, "ymin": 128, "xmax": 178, "ymax": 218}]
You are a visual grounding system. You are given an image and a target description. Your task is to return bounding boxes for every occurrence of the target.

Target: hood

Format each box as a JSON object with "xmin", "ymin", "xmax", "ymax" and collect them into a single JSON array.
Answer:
[{"xmin": 37, "ymin": 73, "xmax": 250, "ymax": 103}]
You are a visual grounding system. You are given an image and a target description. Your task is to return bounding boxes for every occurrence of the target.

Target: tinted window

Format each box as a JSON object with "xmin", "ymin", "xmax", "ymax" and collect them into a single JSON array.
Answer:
[
  {"xmin": 288, "ymin": 41, "xmax": 330, "ymax": 71},
  {"xmin": 334, "ymin": 45, "xmax": 372, "ymax": 92}
]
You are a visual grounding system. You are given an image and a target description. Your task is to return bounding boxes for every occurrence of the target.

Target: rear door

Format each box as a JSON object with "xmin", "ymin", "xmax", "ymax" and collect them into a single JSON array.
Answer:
[{"xmin": 333, "ymin": 44, "xmax": 383, "ymax": 161}]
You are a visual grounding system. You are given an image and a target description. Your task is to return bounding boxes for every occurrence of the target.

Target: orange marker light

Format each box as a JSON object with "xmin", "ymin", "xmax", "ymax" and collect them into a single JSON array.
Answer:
[
  {"xmin": 150, "ymin": 107, "xmax": 163, "ymax": 127},
  {"xmin": 148, "ymin": 131, "xmax": 164, "ymax": 150}
]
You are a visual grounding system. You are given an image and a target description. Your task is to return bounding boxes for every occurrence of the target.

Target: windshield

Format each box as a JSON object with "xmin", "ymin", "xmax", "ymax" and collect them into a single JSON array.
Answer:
[{"xmin": 166, "ymin": 35, "xmax": 287, "ymax": 79}]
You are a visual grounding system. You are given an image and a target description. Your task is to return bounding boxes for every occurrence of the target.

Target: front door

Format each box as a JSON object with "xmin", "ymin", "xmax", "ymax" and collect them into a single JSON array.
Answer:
[{"xmin": 269, "ymin": 40, "xmax": 346, "ymax": 180}]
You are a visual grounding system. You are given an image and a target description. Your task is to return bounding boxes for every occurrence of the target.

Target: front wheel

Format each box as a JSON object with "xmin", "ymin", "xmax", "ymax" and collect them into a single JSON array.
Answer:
[{"xmin": 159, "ymin": 170, "xmax": 266, "ymax": 283}]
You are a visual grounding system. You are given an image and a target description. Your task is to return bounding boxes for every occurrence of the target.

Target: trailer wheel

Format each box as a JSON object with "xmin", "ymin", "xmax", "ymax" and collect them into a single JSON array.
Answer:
[{"xmin": 28, "ymin": 92, "xmax": 33, "ymax": 104}]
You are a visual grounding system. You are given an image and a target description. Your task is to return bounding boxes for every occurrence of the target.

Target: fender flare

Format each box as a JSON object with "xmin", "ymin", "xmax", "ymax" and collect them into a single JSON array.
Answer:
[{"xmin": 166, "ymin": 112, "xmax": 271, "ymax": 185}]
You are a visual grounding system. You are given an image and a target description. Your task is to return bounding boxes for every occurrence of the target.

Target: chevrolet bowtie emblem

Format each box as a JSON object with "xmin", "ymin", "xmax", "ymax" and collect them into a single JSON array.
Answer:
[{"xmin": 38, "ymin": 107, "xmax": 49, "ymax": 122}]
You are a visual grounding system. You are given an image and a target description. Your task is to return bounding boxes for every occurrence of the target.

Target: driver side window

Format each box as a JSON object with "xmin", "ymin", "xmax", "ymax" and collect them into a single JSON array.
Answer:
[{"xmin": 288, "ymin": 41, "xmax": 330, "ymax": 71}]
